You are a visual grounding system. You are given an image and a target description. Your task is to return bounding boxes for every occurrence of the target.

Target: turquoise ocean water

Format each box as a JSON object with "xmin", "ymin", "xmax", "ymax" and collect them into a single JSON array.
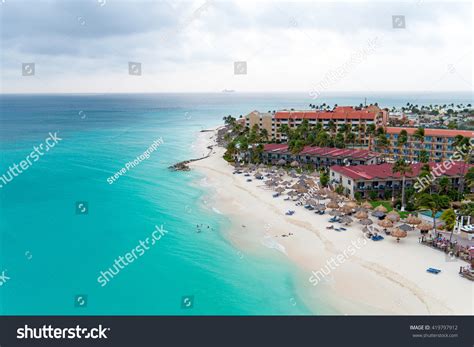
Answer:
[{"xmin": 0, "ymin": 92, "xmax": 471, "ymax": 315}]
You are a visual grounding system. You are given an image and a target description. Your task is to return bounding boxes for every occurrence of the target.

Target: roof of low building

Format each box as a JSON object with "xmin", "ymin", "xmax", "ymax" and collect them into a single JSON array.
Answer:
[
  {"xmin": 274, "ymin": 106, "xmax": 379, "ymax": 120},
  {"xmin": 386, "ymin": 127, "xmax": 474, "ymax": 138},
  {"xmin": 263, "ymin": 144, "xmax": 380, "ymax": 160},
  {"xmin": 331, "ymin": 162, "xmax": 470, "ymax": 181}
]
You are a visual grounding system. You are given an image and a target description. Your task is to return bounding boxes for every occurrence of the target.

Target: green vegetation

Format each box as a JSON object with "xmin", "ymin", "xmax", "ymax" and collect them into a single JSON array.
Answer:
[
  {"xmin": 369, "ymin": 201, "xmax": 409, "ymax": 218},
  {"xmin": 319, "ymin": 169, "xmax": 329, "ymax": 187},
  {"xmin": 415, "ymin": 194, "xmax": 450, "ymax": 230},
  {"xmin": 392, "ymin": 159, "xmax": 413, "ymax": 211}
]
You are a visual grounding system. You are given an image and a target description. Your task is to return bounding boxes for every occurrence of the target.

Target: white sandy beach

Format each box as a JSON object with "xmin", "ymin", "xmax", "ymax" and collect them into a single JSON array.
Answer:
[{"xmin": 190, "ymin": 129, "xmax": 473, "ymax": 315}]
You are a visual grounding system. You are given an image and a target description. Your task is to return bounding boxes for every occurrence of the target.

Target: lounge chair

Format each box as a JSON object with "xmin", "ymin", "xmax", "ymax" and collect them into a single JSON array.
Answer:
[
  {"xmin": 340, "ymin": 227, "xmax": 347, "ymax": 231},
  {"xmin": 426, "ymin": 268, "xmax": 441, "ymax": 274},
  {"xmin": 326, "ymin": 225, "xmax": 334, "ymax": 229},
  {"xmin": 284, "ymin": 197, "xmax": 290, "ymax": 201},
  {"xmin": 273, "ymin": 193, "xmax": 280, "ymax": 198},
  {"xmin": 372, "ymin": 235, "xmax": 384, "ymax": 241}
]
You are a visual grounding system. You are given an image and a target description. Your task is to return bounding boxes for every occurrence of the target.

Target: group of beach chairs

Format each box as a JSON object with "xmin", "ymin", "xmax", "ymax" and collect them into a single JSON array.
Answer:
[{"xmin": 326, "ymin": 225, "xmax": 347, "ymax": 232}]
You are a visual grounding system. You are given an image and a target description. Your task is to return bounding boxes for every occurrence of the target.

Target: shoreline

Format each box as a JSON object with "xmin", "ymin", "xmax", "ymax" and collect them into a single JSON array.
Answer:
[{"xmin": 189, "ymin": 128, "xmax": 473, "ymax": 315}]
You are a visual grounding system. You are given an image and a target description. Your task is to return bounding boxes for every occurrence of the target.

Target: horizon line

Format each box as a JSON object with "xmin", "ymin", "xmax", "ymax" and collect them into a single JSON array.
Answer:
[{"xmin": 1, "ymin": 90, "xmax": 472, "ymax": 96}]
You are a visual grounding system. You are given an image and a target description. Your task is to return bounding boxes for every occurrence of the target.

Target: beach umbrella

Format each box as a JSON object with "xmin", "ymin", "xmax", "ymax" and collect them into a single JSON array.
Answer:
[
  {"xmin": 318, "ymin": 188, "xmax": 329, "ymax": 195},
  {"xmin": 362, "ymin": 201, "xmax": 373, "ymax": 209},
  {"xmin": 265, "ymin": 179, "xmax": 277, "ymax": 187},
  {"xmin": 372, "ymin": 211, "xmax": 386, "ymax": 218},
  {"xmin": 340, "ymin": 205, "xmax": 354, "ymax": 214},
  {"xmin": 326, "ymin": 200, "xmax": 339, "ymax": 209},
  {"xmin": 305, "ymin": 180, "xmax": 317, "ymax": 187},
  {"xmin": 314, "ymin": 204, "xmax": 326, "ymax": 211},
  {"xmin": 287, "ymin": 190, "xmax": 298, "ymax": 197},
  {"xmin": 277, "ymin": 159, "xmax": 286, "ymax": 166},
  {"xmin": 291, "ymin": 182, "xmax": 302, "ymax": 189},
  {"xmin": 346, "ymin": 201, "xmax": 358, "ymax": 208},
  {"xmin": 327, "ymin": 191, "xmax": 340, "ymax": 200},
  {"xmin": 398, "ymin": 223, "xmax": 414, "ymax": 232},
  {"xmin": 340, "ymin": 216, "xmax": 353, "ymax": 225},
  {"xmin": 406, "ymin": 215, "xmax": 422, "ymax": 226},
  {"xmin": 374, "ymin": 205, "xmax": 388, "ymax": 213},
  {"xmin": 290, "ymin": 161, "xmax": 299, "ymax": 167},
  {"xmin": 386, "ymin": 211, "xmax": 400, "ymax": 222},
  {"xmin": 378, "ymin": 219, "xmax": 394, "ymax": 229},
  {"xmin": 329, "ymin": 210, "xmax": 343, "ymax": 217},
  {"xmin": 305, "ymin": 198, "xmax": 317, "ymax": 206},
  {"xmin": 296, "ymin": 187, "xmax": 308, "ymax": 194},
  {"xmin": 418, "ymin": 222, "xmax": 433, "ymax": 234},
  {"xmin": 390, "ymin": 228, "xmax": 408, "ymax": 243},
  {"xmin": 362, "ymin": 225, "xmax": 380, "ymax": 233},
  {"xmin": 313, "ymin": 194, "xmax": 325, "ymax": 201},
  {"xmin": 275, "ymin": 187, "xmax": 286, "ymax": 193},
  {"xmin": 355, "ymin": 210, "xmax": 368, "ymax": 220},
  {"xmin": 359, "ymin": 218, "xmax": 373, "ymax": 226}
]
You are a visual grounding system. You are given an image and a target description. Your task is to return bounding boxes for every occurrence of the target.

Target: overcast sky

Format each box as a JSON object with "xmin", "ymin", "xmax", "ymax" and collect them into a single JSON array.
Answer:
[{"xmin": 0, "ymin": 0, "xmax": 472, "ymax": 93}]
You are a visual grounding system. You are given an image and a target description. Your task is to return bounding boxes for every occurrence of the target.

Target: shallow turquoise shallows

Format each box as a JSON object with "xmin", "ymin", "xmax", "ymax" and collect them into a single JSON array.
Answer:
[{"xmin": 0, "ymin": 92, "xmax": 471, "ymax": 315}]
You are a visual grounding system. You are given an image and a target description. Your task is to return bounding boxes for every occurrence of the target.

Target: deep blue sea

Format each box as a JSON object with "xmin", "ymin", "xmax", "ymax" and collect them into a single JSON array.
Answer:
[{"xmin": 0, "ymin": 92, "xmax": 472, "ymax": 315}]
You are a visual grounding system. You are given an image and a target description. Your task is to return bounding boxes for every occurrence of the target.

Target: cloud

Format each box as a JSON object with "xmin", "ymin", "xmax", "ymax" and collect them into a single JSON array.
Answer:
[{"xmin": 0, "ymin": 0, "xmax": 471, "ymax": 93}]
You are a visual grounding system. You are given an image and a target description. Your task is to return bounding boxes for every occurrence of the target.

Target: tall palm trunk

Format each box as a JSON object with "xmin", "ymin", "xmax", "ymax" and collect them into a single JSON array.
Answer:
[
  {"xmin": 459, "ymin": 160, "xmax": 468, "ymax": 199},
  {"xmin": 401, "ymin": 175, "xmax": 406, "ymax": 211}
]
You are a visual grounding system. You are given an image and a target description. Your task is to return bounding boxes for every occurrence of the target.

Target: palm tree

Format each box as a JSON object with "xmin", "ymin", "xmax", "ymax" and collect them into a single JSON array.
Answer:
[
  {"xmin": 416, "ymin": 194, "xmax": 450, "ymax": 231},
  {"xmin": 392, "ymin": 159, "xmax": 413, "ymax": 211},
  {"xmin": 260, "ymin": 128, "xmax": 269, "ymax": 142},
  {"xmin": 441, "ymin": 208, "xmax": 457, "ymax": 242},
  {"xmin": 418, "ymin": 164, "xmax": 432, "ymax": 193},
  {"xmin": 413, "ymin": 127, "xmax": 425, "ymax": 144},
  {"xmin": 418, "ymin": 149, "xmax": 429, "ymax": 163},
  {"xmin": 327, "ymin": 120, "xmax": 336, "ymax": 134},
  {"xmin": 346, "ymin": 132, "xmax": 356, "ymax": 148},
  {"xmin": 366, "ymin": 123, "xmax": 376, "ymax": 149},
  {"xmin": 438, "ymin": 176, "xmax": 450, "ymax": 195},
  {"xmin": 454, "ymin": 136, "xmax": 472, "ymax": 199},
  {"xmin": 376, "ymin": 133, "xmax": 390, "ymax": 155}
]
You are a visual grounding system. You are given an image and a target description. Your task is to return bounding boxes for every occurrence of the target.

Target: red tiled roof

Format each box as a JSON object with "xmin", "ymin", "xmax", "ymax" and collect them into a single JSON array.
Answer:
[
  {"xmin": 386, "ymin": 127, "xmax": 474, "ymax": 138},
  {"xmin": 275, "ymin": 106, "xmax": 377, "ymax": 120},
  {"xmin": 263, "ymin": 144, "xmax": 379, "ymax": 160},
  {"xmin": 331, "ymin": 162, "xmax": 470, "ymax": 181}
]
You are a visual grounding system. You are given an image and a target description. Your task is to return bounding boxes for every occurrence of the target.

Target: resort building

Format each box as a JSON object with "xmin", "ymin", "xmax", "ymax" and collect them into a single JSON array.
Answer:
[
  {"xmin": 381, "ymin": 127, "xmax": 474, "ymax": 162},
  {"xmin": 245, "ymin": 106, "xmax": 388, "ymax": 145},
  {"xmin": 329, "ymin": 162, "xmax": 470, "ymax": 199},
  {"xmin": 262, "ymin": 144, "xmax": 380, "ymax": 167}
]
